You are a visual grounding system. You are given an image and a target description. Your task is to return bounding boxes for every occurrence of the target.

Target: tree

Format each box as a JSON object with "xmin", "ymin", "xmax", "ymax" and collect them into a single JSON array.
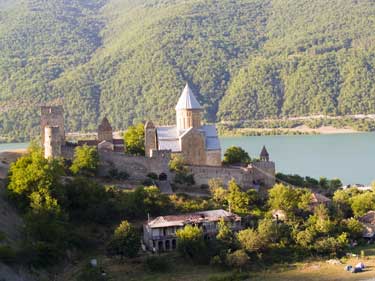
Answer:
[
  {"xmin": 7, "ymin": 144, "xmax": 64, "ymax": 209},
  {"xmin": 216, "ymin": 218, "xmax": 234, "ymax": 247},
  {"xmin": 124, "ymin": 123, "xmax": 145, "ymax": 156},
  {"xmin": 226, "ymin": 250, "xmax": 249, "ymax": 271},
  {"xmin": 268, "ymin": 184, "xmax": 311, "ymax": 218},
  {"xmin": 70, "ymin": 145, "xmax": 99, "ymax": 176},
  {"xmin": 257, "ymin": 218, "xmax": 280, "ymax": 243},
  {"xmin": 208, "ymin": 178, "xmax": 228, "ymax": 205},
  {"xmin": 176, "ymin": 225, "xmax": 206, "ymax": 260},
  {"xmin": 168, "ymin": 154, "xmax": 186, "ymax": 173},
  {"xmin": 107, "ymin": 220, "xmax": 140, "ymax": 258},
  {"xmin": 345, "ymin": 218, "xmax": 364, "ymax": 240},
  {"xmin": 237, "ymin": 228, "xmax": 264, "ymax": 253},
  {"xmin": 223, "ymin": 146, "xmax": 251, "ymax": 165},
  {"xmin": 227, "ymin": 179, "xmax": 249, "ymax": 215},
  {"xmin": 351, "ymin": 192, "xmax": 375, "ymax": 217}
]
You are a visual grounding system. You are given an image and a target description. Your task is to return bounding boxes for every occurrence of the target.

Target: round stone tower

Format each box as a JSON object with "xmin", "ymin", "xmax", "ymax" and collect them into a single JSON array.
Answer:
[
  {"xmin": 44, "ymin": 126, "xmax": 62, "ymax": 159},
  {"xmin": 144, "ymin": 121, "xmax": 157, "ymax": 158},
  {"xmin": 175, "ymin": 84, "xmax": 203, "ymax": 131}
]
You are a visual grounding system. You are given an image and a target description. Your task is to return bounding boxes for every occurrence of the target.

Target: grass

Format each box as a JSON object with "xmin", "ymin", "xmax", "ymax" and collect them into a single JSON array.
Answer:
[{"xmin": 62, "ymin": 245, "xmax": 375, "ymax": 281}]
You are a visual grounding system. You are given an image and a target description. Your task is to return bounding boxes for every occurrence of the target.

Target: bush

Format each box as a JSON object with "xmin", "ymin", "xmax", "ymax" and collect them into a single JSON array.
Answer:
[
  {"xmin": 144, "ymin": 256, "xmax": 169, "ymax": 272},
  {"xmin": 226, "ymin": 250, "xmax": 249, "ymax": 270},
  {"xmin": 0, "ymin": 246, "xmax": 16, "ymax": 264},
  {"xmin": 142, "ymin": 178, "xmax": 154, "ymax": 186},
  {"xmin": 76, "ymin": 264, "xmax": 106, "ymax": 281},
  {"xmin": 106, "ymin": 221, "xmax": 140, "ymax": 258},
  {"xmin": 147, "ymin": 173, "xmax": 158, "ymax": 180}
]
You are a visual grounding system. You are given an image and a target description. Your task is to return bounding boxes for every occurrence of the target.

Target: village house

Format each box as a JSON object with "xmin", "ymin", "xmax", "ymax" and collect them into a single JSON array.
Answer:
[
  {"xmin": 359, "ymin": 211, "xmax": 375, "ymax": 239},
  {"xmin": 143, "ymin": 209, "xmax": 241, "ymax": 252}
]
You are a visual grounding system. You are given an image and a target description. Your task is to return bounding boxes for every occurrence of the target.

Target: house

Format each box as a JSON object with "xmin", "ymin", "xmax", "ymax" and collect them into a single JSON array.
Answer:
[
  {"xmin": 143, "ymin": 209, "xmax": 241, "ymax": 252},
  {"xmin": 359, "ymin": 211, "xmax": 375, "ymax": 239},
  {"xmin": 310, "ymin": 192, "xmax": 331, "ymax": 209}
]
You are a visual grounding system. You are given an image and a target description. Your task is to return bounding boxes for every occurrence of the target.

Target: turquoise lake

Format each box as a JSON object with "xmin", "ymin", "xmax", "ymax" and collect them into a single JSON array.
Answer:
[{"xmin": 1, "ymin": 133, "xmax": 374, "ymax": 185}]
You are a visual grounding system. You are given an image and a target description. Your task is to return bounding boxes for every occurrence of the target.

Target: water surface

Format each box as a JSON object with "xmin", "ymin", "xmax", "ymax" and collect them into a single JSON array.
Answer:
[
  {"xmin": 221, "ymin": 133, "xmax": 375, "ymax": 185},
  {"xmin": 1, "ymin": 133, "xmax": 374, "ymax": 185}
]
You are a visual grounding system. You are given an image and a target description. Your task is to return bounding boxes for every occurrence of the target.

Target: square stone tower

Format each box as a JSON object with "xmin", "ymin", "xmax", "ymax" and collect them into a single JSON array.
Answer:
[{"xmin": 40, "ymin": 106, "xmax": 65, "ymax": 145}]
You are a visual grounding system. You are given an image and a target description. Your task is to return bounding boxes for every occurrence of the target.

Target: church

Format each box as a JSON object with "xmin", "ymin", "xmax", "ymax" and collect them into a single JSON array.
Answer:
[{"xmin": 145, "ymin": 84, "xmax": 221, "ymax": 166}]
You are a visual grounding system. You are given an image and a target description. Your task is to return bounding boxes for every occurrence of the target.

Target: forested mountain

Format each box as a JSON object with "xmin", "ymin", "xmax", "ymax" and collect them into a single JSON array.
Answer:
[{"xmin": 1, "ymin": 0, "xmax": 375, "ymax": 141}]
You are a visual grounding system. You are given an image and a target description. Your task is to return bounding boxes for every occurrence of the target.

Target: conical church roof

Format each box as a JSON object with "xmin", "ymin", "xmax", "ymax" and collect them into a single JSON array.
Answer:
[
  {"xmin": 99, "ymin": 116, "xmax": 112, "ymax": 131},
  {"xmin": 175, "ymin": 83, "xmax": 202, "ymax": 110},
  {"xmin": 260, "ymin": 145, "xmax": 269, "ymax": 157}
]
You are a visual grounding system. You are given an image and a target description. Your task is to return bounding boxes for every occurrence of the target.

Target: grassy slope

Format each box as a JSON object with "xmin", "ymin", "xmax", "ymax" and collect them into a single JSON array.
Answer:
[
  {"xmin": 2, "ymin": 0, "xmax": 375, "ymax": 140},
  {"xmin": 60, "ymin": 245, "xmax": 375, "ymax": 281}
]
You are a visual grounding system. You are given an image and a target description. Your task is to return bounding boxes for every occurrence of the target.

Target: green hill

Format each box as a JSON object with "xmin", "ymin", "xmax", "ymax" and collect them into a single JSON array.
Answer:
[{"xmin": 1, "ymin": 0, "xmax": 375, "ymax": 141}]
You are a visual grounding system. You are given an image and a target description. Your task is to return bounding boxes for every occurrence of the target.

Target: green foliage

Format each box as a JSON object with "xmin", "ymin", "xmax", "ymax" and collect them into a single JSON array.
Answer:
[
  {"xmin": 0, "ymin": 245, "xmax": 16, "ymax": 264},
  {"xmin": 62, "ymin": 177, "xmax": 117, "ymax": 224},
  {"xmin": 70, "ymin": 145, "xmax": 99, "ymax": 176},
  {"xmin": 223, "ymin": 146, "xmax": 251, "ymax": 165},
  {"xmin": 351, "ymin": 192, "xmax": 375, "ymax": 217},
  {"xmin": 237, "ymin": 228, "xmax": 264, "ymax": 253},
  {"xmin": 76, "ymin": 263, "xmax": 107, "ymax": 281},
  {"xmin": 7, "ymin": 144, "xmax": 64, "ymax": 209},
  {"xmin": 209, "ymin": 178, "xmax": 228, "ymax": 206},
  {"xmin": 216, "ymin": 218, "xmax": 234, "ymax": 247},
  {"xmin": 268, "ymin": 184, "xmax": 311, "ymax": 218},
  {"xmin": 107, "ymin": 220, "xmax": 140, "ymax": 258},
  {"xmin": 225, "ymin": 249, "xmax": 249, "ymax": 271},
  {"xmin": 345, "ymin": 218, "xmax": 364, "ymax": 240},
  {"xmin": 144, "ymin": 256, "xmax": 170, "ymax": 273},
  {"xmin": 227, "ymin": 180, "xmax": 250, "ymax": 215},
  {"xmin": 124, "ymin": 123, "xmax": 145, "ymax": 156},
  {"xmin": 169, "ymin": 155, "xmax": 195, "ymax": 186},
  {"xmin": 4, "ymin": 0, "xmax": 375, "ymax": 141},
  {"xmin": 176, "ymin": 225, "xmax": 206, "ymax": 260}
]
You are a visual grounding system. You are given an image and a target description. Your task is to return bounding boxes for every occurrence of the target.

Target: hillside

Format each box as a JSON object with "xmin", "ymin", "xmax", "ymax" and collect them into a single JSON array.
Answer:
[{"xmin": 1, "ymin": 0, "xmax": 375, "ymax": 141}]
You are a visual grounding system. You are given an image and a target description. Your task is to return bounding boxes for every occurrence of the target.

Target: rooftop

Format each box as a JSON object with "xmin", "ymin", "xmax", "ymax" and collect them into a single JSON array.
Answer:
[
  {"xmin": 156, "ymin": 125, "xmax": 221, "ymax": 152},
  {"xmin": 147, "ymin": 209, "xmax": 241, "ymax": 228},
  {"xmin": 175, "ymin": 84, "xmax": 202, "ymax": 110},
  {"xmin": 311, "ymin": 192, "xmax": 331, "ymax": 204}
]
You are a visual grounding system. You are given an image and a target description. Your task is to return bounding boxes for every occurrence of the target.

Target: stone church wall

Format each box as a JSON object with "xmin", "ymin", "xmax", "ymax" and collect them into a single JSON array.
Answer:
[
  {"xmin": 205, "ymin": 150, "xmax": 222, "ymax": 166},
  {"xmin": 97, "ymin": 151, "xmax": 171, "ymax": 180},
  {"xmin": 188, "ymin": 165, "xmax": 255, "ymax": 188}
]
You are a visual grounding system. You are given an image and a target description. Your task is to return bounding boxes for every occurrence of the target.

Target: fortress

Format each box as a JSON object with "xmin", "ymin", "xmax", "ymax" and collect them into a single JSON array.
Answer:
[{"xmin": 41, "ymin": 84, "xmax": 275, "ymax": 188}]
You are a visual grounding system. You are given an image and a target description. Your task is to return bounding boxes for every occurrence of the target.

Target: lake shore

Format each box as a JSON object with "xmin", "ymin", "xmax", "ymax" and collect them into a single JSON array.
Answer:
[{"xmin": 220, "ymin": 125, "xmax": 361, "ymax": 137}]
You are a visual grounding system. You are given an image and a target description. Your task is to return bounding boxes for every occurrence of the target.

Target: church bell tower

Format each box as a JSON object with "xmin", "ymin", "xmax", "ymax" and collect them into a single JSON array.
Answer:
[{"xmin": 175, "ymin": 84, "xmax": 203, "ymax": 131}]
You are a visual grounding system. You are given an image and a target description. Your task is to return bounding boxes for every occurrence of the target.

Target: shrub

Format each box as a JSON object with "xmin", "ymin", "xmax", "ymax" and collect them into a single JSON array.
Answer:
[
  {"xmin": 0, "ymin": 246, "xmax": 16, "ymax": 264},
  {"xmin": 76, "ymin": 264, "xmax": 106, "ymax": 281},
  {"xmin": 226, "ymin": 250, "xmax": 249, "ymax": 271},
  {"xmin": 144, "ymin": 256, "xmax": 169, "ymax": 272},
  {"xmin": 147, "ymin": 173, "xmax": 158, "ymax": 180},
  {"xmin": 106, "ymin": 221, "xmax": 140, "ymax": 258}
]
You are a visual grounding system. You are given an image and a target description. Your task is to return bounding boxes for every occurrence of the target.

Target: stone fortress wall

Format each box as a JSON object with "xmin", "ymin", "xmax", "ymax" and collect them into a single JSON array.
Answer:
[{"xmin": 41, "ymin": 105, "xmax": 276, "ymax": 189}]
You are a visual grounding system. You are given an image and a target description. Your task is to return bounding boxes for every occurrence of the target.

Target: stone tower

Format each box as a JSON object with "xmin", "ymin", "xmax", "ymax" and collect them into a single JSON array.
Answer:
[
  {"xmin": 144, "ymin": 121, "xmax": 157, "ymax": 157},
  {"xmin": 41, "ymin": 106, "xmax": 65, "ymax": 145},
  {"xmin": 175, "ymin": 84, "xmax": 203, "ymax": 131},
  {"xmin": 98, "ymin": 117, "xmax": 113, "ymax": 142},
  {"xmin": 260, "ymin": 146, "xmax": 270, "ymax": 162},
  {"xmin": 44, "ymin": 126, "xmax": 62, "ymax": 159}
]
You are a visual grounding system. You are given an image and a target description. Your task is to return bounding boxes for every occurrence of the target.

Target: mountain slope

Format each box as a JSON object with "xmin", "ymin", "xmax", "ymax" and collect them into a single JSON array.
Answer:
[{"xmin": 1, "ymin": 0, "xmax": 375, "ymax": 141}]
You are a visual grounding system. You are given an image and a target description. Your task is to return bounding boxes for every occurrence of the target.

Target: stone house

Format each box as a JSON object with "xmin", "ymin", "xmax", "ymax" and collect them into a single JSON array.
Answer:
[
  {"xmin": 359, "ymin": 211, "xmax": 375, "ymax": 239},
  {"xmin": 143, "ymin": 209, "xmax": 241, "ymax": 252}
]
